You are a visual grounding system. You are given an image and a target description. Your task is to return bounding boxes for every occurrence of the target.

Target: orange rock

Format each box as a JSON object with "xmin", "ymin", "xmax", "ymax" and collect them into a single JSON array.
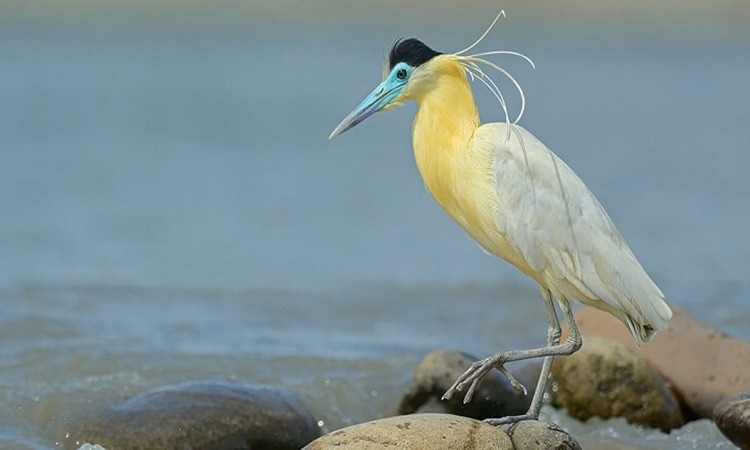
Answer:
[{"xmin": 567, "ymin": 305, "xmax": 750, "ymax": 418}]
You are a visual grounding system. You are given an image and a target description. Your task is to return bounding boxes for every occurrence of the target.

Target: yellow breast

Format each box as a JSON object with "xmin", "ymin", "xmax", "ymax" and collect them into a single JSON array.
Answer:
[
  {"xmin": 410, "ymin": 57, "xmax": 490, "ymax": 243},
  {"xmin": 409, "ymin": 55, "xmax": 536, "ymax": 278}
]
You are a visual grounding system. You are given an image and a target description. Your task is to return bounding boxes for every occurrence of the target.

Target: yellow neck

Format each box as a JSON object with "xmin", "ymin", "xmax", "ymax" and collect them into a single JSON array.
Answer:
[{"xmin": 411, "ymin": 56, "xmax": 480, "ymax": 223}]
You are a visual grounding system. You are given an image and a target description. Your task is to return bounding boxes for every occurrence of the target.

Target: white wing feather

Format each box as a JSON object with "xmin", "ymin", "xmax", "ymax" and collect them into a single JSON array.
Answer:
[{"xmin": 476, "ymin": 123, "xmax": 672, "ymax": 342}]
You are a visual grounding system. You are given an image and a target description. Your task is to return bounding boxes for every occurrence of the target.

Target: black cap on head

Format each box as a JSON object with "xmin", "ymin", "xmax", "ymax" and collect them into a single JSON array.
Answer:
[{"xmin": 388, "ymin": 38, "xmax": 441, "ymax": 71}]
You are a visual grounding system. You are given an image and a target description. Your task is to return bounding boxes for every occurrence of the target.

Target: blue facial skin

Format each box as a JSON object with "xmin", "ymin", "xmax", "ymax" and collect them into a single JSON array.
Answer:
[{"xmin": 329, "ymin": 62, "xmax": 413, "ymax": 139}]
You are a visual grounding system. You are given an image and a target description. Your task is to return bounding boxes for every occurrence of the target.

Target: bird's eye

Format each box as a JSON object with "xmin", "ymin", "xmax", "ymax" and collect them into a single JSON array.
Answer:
[{"xmin": 397, "ymin": 68, "xmax": 407, "ymax": 80}]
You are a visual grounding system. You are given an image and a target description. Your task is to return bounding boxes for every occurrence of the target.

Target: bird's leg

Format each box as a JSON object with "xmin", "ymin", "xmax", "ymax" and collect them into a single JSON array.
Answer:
[
  {"xmin": 486, "ymin": 299, "xmax": 581, "ymax": 425},
  {"xmin": 485, "ymin": 289, "xmax": 561, "ymax": 425},
  {"xmin": 442, "ymin": 289, "xmax": 560, "ymax": 405},
  {"xmin": 442, "ymin": 294, "xmax": 583, "ymax": 426},
  {"xmin": 442, "ymin": 290, "xmax": 559, "ymax": 403}
]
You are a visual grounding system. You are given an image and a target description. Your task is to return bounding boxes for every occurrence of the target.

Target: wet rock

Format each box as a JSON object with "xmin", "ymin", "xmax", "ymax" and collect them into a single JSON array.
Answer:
[
  {"xmin": 62, "ymin": 381, "xmax": 320, "ymax": 450},
  {"xmin": 570, "ymin": 305, "xmax": 750, "ymax": 419},
  {"xmin": 505, "ymin": 420, "xmax": 582, "ymax": 450},
  {"xmin": 398, "ymin": 350, "xmax": 537, "ymax": 420},
  {"xmin": 550, "ymin": 337, "xmax": 684, "ymax": 431},
  {"xmin": 713, "ymin": 391, "xmax": 750, "ymax": 449},
  {"xmin": 303, "ymin": 413, "xmax": 513, "ymax": 449}
]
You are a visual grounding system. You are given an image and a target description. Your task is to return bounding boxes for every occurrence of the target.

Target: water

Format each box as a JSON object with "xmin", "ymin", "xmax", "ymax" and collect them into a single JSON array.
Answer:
[{"xmin": 0, "ymin": 8, "xmax": 748, "ymax": 449}]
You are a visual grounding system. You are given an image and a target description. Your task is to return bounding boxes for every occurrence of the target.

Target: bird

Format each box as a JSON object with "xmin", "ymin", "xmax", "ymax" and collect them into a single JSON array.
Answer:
[{"xmin": 328, "ymin": 12, "xmax": 672, "ymax": 425}]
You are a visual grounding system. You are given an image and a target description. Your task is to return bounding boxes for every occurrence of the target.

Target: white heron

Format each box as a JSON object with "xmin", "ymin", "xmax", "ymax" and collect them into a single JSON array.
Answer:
[{"xmin": 329, "ymin": 12, "xmax": 672, "ymax": 424}]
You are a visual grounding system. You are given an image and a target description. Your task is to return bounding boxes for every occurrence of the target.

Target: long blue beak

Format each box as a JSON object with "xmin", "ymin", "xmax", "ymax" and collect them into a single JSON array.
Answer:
[{"xmin": 329, "ymin": 79, "xmax": 403, "ymax": 139}]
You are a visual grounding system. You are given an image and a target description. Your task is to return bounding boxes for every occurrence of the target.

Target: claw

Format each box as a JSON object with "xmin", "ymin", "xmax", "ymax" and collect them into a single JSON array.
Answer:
[
  {"xmin": 441, "ymin": 387, "xmax": 456, "ymax": 401},
  {"xmin": 462, "ymin": 379, "xmax": 479, "ymax": 403},
  {"xmin": 442, "ymin": 352, "xmax": 521, "ymax": 405},
  {"xmin": 496, "ymin": 366, "xmax": 528, "ymax": 396}
]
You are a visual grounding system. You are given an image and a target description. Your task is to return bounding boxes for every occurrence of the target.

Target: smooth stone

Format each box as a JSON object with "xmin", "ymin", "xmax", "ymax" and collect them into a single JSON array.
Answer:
[
  {"xmin": 713, "ymin": 391, "xmax": 750, "ymax": 449},
  {"xmin": 568, "ymin": 305, "xmax": 750, "ymax": 419},
  {"xmin": 550, "ymin": 337, "xmax": 684, "ymax": 431},
  {"xmin": 504, "ymin": 420, "xmax": 582, "ymax": 450},
  {"xmin": 304, "ymin": 414, "xmax": 580, "ymax": 450},
  {"xmin": 304, "ymin": 413, "xmax": 511, "ymax": 450},
  {"xmin": 61, "ymin": 381, "xmax": 320, "ymax": 450},
  {"xmin": 398, "ymin": 350, "xmax": 537, "ymax": 420}
]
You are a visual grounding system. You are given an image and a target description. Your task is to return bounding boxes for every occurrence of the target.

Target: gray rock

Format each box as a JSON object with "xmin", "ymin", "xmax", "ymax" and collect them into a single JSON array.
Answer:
[
  {"xmin": 61, "ymin": 381, "xmax": 320, "ymax": 450},
  {"xmin": 713, "ymin": 391, "xmax": 750, "ymax": 449},
  {"xmin": 398, "ymin": 350, "xmax": 538, "ymax": 420},
  {"xmin": 303, "ymin": 413, "xmax": 513, "ymax": 450},
  {"xmin": 504, "ymin": 420, "xmax": 582, "ymax": 450},
  {"xmin": 550, "ymin": 337, "xmax": 684, "ymax": 431}
]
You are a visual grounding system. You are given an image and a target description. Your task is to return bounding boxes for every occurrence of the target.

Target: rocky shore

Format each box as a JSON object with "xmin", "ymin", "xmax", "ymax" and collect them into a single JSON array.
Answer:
[{"xmin": 66, "ymin": 305, "xmax": 749, "ymax": 450}]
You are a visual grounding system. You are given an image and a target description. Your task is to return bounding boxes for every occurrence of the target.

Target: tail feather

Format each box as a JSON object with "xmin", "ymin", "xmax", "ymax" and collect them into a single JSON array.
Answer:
[
  {"xmin": 625, "ymin": 316, "xmax": 656, "ymax": 347},
  {"xmin": 625, "ymin": 297, "xmax": 672, "ymax": 346}
]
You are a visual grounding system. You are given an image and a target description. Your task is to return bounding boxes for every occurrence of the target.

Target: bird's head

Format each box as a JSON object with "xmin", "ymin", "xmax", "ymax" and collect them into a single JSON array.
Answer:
[
  {"xmin": 329, "ymin": 38, "xmax": 442, "ymax": 139},
  {"xmin": 329, "ymin": 12, "xmax": 535, "ymax": 140}
]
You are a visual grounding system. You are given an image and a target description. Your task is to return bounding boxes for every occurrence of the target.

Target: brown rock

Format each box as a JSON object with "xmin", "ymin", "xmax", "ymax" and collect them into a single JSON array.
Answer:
[
  {"xmin": 713, "ymin": 391, "xmax": 750, "ymax": 449},
  {"xmin": 398, "ymin": 350, "xmax": 536, "ymax": 420},
  {"xmin": 59, "ymin": 381, "xmax": 320, "ymax": 450},
  {"xmin": 569, "ymin": 305, "xmax": 750, "ymax": 418},
  {"xmin": 303, "ymin": 413, "xmax": 513, "ymax": 450},
  {"xmin": 304, "ymin": 414, "xmax": 581, "ymax": 450},
  {"xmin": 550, "ymin": 337, "xmax": 684, "ymax": 431}
]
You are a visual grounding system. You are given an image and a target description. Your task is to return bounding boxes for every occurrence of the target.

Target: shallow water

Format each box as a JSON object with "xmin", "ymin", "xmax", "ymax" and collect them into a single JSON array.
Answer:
[{"xmin": 0, "ymin": 7, "xmax": 748, "ymax": 449}]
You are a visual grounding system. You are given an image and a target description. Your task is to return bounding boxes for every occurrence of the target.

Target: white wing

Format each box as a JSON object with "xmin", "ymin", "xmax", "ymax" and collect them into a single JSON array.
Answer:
[{"xmin": 475, "ymin": 123, "xmax": 672, "ymax": 342}]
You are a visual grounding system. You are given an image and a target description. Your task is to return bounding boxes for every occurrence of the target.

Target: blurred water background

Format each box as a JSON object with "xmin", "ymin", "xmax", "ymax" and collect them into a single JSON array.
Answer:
[{"xmin": 0, "ymin": 1, "xmax": 748, "ymax": 448}]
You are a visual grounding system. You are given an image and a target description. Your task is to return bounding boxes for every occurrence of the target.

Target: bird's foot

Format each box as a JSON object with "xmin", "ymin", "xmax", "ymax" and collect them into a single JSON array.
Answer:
[
  {"xmin": 484, "ymin": 412, "xmax": 538, "ymax": 427},
  {"xmin": 441, "ymin": 352, "xmax": 528, "ymax": 404}
]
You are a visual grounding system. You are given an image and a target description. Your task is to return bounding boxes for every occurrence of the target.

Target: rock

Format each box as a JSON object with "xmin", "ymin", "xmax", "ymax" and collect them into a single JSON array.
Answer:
[
  {"xmin": 60, "ymin": 381, "xmax": 320, "ymax": 450},
  {"xmin": 550, "ymin": 337, "xmax": 684, "ymax": 431},
  {"xmin": 713, "ymin": 391, "xmax": 750, "ymax": 449},
  {"xmin": 505, "ymin": 420, "xmax": 582, "ymax": 450},
  {"xmin": 304, "ymin": 414, "xmax": 580, "ymax": 450},
  {"xmin": 398, "ymin": 350, "xmax": 537, "ymax": 420},
  {"xmin": 303, "ymin": 413, "xmax": 513, "ymax": 449},
  {"xmin": 569, "ymin": 305, "xmax": 750, "ymax": 419}
]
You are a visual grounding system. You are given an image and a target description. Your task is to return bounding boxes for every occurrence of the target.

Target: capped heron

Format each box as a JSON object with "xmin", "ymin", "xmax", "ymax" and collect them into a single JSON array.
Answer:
[{"xmin": 329, "ymin": 13, "xmax": 672, "ymax": 425}]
